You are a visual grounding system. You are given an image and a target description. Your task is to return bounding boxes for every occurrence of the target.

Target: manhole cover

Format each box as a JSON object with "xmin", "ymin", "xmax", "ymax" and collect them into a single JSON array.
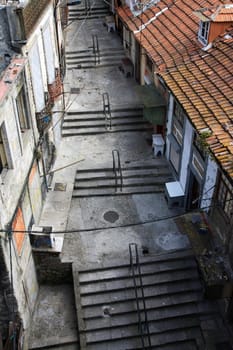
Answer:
[
  {"xmin": 70, "ymin": 87, "xmax": 80, "ymax": 94},
  {"xmin": 54, "ymin": 182, "xmax": 67, "ymax": 191},
  {"xmin": 103, "ymin": 210, "xmax": 119, "ymax": 223}
]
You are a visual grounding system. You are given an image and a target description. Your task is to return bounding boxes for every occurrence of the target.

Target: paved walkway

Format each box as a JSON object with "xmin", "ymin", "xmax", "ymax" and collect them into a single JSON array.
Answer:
[{"xmin": 29, "ymin": 3, "xmax": 190, "ymax": 349}]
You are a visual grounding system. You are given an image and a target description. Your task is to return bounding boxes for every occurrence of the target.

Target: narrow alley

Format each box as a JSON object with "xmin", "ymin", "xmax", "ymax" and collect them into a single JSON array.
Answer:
[{"xmin": 28, "ymin": 1, "xmax": 233, "ymax": 350}]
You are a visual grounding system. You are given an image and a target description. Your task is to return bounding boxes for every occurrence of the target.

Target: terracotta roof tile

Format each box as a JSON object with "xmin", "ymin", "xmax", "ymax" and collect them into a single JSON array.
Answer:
[
  {"xmin": 117, "ymin": 0, "xmax": 229, "ymax": 70},
  {"xmin": 195, "ymin": 4, "xmax": 233, "ymax": 22},
  {"xmin": 161, "ymin": 31, "xmax": 233, "ymax": 177}
]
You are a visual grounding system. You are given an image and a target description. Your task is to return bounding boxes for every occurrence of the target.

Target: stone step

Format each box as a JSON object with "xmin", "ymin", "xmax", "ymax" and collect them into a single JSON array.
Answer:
[
  {"xmin": 76, "ymin": 162, "xmax": 169, "ymax": 174},
  {"xmin": 62, "ymin": 124, "xmax": 152, "ymax": 136},
  {"xmin": 62, "ymin": 118, "xmax": 147, "ymax": 128},
  {"xmin": 66, "ymin": 51, "xmax": 125, "ymax": 61},
  {"xmin": 64, "ymin": 111, "xmax": 143, "ymax": 121},
  {"xmin": 67, "ymin": 62, "xmax": 122, "ymax": 70},
  {"xmin": 79, "ymin": 250, "xmax": 197, "ymax": 284},
  {"xmin": 80, "ymin": 279, "xmax": 202, "ymax": 306},
  {"xmin": 89, "ymin": 339, "xmax": 198, "ymax": 350},
  {"xmin": 79, "ymin": 268, "xmax": 200, "ymax": 295},
  {"xmin": 126, "ymin": 340, "xmax": 198, "ymax": 350},
  {"xmin": 66, "ymin": 55, "xmax": 123, "ymax": 64},
  {"xmin": 67, "ymin": 61, "xmax": 122, "ymax": 70},
  {"xmin": 69, "ymin": 13, "xmax": 109, "ymax": 20},
  {"xmin": 84, "ymin": 315, "xmax": 202, "ymax": 338},
  {"xmin": 75, "ymin": 169, "xmax": 171, "ymax": 181},
  {"xmin": 69, "ymin": 8, "xmax": 108, "ymax": 15},
  {"xmin": 74, "ymin": 177, "xmax": 172, "ymax": 188},
  {"xmin": 69, "ymin": 7, "xmax": 108, "ymax": 13},
  {"xmin": 66, "ymin": 48, "xmax": 125, "ymax": 57},
  {"xmin": 75, "ymin": 166, "xmax": 171, "ymax": 181},
  {"xmin": 85, "ymin": 325, "xmax": 203, "ymax": 349},
  {"xmin": 72, "ymin": 184, "xmax": 164, "ymax": 197},
  {"xmin": 82, "ymin": 290, "xmax": 203, "ymax": 320}
]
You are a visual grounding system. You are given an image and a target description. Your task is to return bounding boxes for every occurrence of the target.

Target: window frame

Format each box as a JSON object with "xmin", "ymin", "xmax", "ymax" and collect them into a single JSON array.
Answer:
[
  {"xmin": 0, "ymin": 122, "xmax": 13, "ymax": 175},
  {"xmin": 217, "ymin": 173, "xmax": 233, "ymax": 220},
  {"xmin": 16, "ymin": 85, "xmax": 30, "ymax": 132},
  {"xmin": 198, "ymin": 21, "xmax": 210, "ymax": 45},
  {"xmin": 172, "ymin": 101, "xmax": 185, "ymax": 145},
  {"xmin": 0, "ymin": 127, "xmax": 8, "ymax": 173}
]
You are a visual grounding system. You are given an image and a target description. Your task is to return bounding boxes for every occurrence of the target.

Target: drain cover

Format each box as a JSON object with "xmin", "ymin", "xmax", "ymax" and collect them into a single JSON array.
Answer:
[
  {"xmin": 70, "ymin": 87, "xmax": 80, "ymax": 94},
  {"xmin": 103, "ymin": 210, "xmax": 119, "ymax": 223},
  {"xmin": 54, "ymin": 182, "xmax": 67, "ymax": 191}
]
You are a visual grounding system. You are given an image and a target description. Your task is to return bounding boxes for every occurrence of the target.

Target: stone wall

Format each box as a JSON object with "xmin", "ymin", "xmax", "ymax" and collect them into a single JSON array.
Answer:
[
  {"xmin": 33, "ymin": 250, "xmax": 72, "ymax": 284},
  {"xmin": 0, "ymin": 240, "xmax": 19, "ymax": 341}
]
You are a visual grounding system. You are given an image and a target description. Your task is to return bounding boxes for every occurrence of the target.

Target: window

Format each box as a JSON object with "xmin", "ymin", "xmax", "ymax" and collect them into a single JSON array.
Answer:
[
  {"xmin": 0, "ymin": 123, "xmax": 12, "ymax": 174},
  {"xmin": 16, "ymin": 86, "xmax": 30, "ymax": 132},
  {"xmin": 198, "ymin": 21, "xmax": 210, "ymax": 45},
  {"xmin": 146, "ymin": 55, "xmax": 153, "ymax": 72},
  {"xmin": 172, "ymin": 101, "xmax": 185, "ymax": 145},
  {"xmin": 0, "ymin": 127, "xmax": 8, "ymax": 173},
  {"xmin": 193, "ymin": 132, "xmax": 207, "ymax": 160},
  {"xmin": 170, "ymin": 143, "xmax": 180, "ymax": 173},
  {"xmin": 174, "ymin": 101, "xmax": 185, "ymax": 126},
  {"xmin": 217, "ymin": 173, "xmax": 233, "ymax": 219}
]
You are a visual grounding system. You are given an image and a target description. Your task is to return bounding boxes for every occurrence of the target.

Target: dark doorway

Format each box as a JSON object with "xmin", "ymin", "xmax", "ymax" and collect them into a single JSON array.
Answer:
[
  {"xmin": 188, "ymin": 172, "xmax": 201, "ymax": 209},
  {"xmin": 135, "ymin": 41, "xmax": 140, "ymax": 83}
]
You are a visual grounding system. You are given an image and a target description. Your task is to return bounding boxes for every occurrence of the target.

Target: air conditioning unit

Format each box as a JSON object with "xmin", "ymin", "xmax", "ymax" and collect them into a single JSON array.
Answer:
[{"xmin": 31, "ymin": 225, "xmax": 55, "ymax": 249}]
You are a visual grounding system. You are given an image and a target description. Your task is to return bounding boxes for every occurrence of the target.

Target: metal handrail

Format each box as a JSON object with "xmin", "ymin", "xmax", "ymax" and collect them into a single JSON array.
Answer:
[
  {"xmin": 85, "ymin": 0, "xmax": 91, "ymax": 14},
  {"xmin": 92, "ymin": 34, "xmax": 100, "ymax": 65},
  {"xmin": 112, "ymin": 149, "xmax": 123, "ymax": 192},
  {"xmin": 102, "ymin": 92, "xmax": 112, "ymax": 130},
  {"xmin": 129, "ymin": 243, "xmax": 151, "ymax": 349}
]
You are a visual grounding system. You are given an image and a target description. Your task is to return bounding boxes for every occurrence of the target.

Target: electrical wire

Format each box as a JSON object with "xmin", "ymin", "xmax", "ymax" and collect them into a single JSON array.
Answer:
[{"xmin": 1, "ymin": 198, "xmax": 232, "ymax": 235}]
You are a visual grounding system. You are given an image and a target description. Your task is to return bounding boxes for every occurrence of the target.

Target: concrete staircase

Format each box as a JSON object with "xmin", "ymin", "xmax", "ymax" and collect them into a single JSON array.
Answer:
[
  {"xmin": 62, "ymin": 107, "xmax": 152, "ymax": 137},
  {"xmin": 72, "ymin": 160, "xmax": 173, "ymax": 197},
  {"xmin": 66, "ymin": 47, "xmax": 125, "ymax": 70},
  {"xmin": 68, "ymin": 1, "xmax": 109, "ymax": 21},
  {"xmin": 73, "ymin": 249, "xmax": 226, "ymax": 350}
]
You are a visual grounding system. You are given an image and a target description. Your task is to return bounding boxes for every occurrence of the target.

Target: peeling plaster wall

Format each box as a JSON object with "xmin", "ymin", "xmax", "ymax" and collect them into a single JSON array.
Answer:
[{"xmin": 0, "ymin": 83, "xmax": 40, "ymax": 340}]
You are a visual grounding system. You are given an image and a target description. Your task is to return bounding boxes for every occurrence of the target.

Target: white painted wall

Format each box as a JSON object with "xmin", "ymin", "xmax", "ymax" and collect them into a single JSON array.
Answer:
[
  {"xmin": 201, "ymin": 157, "xmax": 218, "ymax": 211},
  {"xmin": 22, "ymin": 3, "xmax": 59, "ymax": 112},
  {"xmin": 42, "ymin": 24, "xmax": 55, "ymax": 84},
  {"xmin": 165, "ymin": 93, "xmax": 174, "ymax": 159},
  {"xmin": 0, "ymin": 2, "xmax": 59, "ymax": 341},
  {"xmin": 28, "ymin": 42, "xmax": 45, "ymax": 112},
  {"xmin": 179, "ymin": 119, "xmax": 193, "ymax": 190}
]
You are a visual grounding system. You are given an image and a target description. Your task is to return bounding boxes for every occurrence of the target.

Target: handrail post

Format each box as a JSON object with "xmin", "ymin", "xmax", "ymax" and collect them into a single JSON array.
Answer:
[
  {"xmin": 103, "ymin": 92, "xmax": 112, "ymax": 130},
  {"xmin": 92, "ymin": 35, "xmax": 100, "ymax": 65},
  {"xmin": 112, "ymin": 149, "xmax": 123, "ymax": 192},
  {"xmin": 129, "ymin": 243, "xmax": 151, "ymax": 349}
]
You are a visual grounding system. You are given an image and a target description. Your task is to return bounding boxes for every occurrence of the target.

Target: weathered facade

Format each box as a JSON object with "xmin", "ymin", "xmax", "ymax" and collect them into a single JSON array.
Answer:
[{"xmin": 0, "ymin": 0, "xmax": 66, "ymax": 347}]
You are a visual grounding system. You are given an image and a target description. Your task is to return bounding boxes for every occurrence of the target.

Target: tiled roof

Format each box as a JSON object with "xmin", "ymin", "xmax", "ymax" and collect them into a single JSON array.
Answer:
[
  {"xmin": 195, "ymin": 4, "xmax": 233, "ymax": 22},
  {"xmin": 117, "ymin": 0, "xmax": 229, "ymax": 71},
  {"xmin": 160, "ymin": 31, "xmax": 233, "ymax": 177},
  {"xmin": 117, "ymin": 0, "xmax": 233, "ymax": 178}
]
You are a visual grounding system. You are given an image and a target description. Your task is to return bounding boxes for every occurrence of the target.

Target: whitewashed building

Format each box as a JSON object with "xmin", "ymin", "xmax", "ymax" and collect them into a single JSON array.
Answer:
[{"xmin": 0, "ymin": 0, "xmax": 66, "ymax": 347}]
